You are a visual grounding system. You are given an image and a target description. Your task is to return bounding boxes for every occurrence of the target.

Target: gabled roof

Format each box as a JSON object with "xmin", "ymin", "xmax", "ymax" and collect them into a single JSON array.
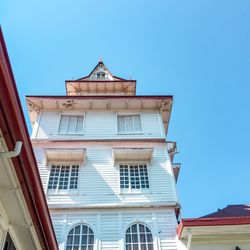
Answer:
[
  {"xmin": 201, "ymin": 204, "xmax": 250, "ymax": 218},
  {"xmin": 178, "ymin": 204, "xmax": 250, "ymax": 239},
  {"xmin": 65, "ymin": 60, "xmax": 136, "ymax": 96},
  {"xmin": 76, "ymin": 60, "xmax": 127, "ymax": 81}
]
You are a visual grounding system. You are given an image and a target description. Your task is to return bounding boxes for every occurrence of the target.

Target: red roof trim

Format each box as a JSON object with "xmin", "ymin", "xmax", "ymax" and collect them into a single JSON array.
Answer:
[
  {"xmin": 65, "ymin": 80, "xmax": 136, "ymax": 83},
  {"xmin": 0, "ymin": 28, "xmax": 58, "ymax": 249},
  {"xmin": 112, "ymin": 75, "xmax": 127, "ymax": 81},
  {"xmin": 26, "ymin": 95, "xmax": 173, "ymax": 100},
  {"xmin": 31, "ymin": 138, "xmax": 166, "ymax": 143},
  {"xmin": 177, "ymin": 217, "xmax": 250, "ymax": 238}
]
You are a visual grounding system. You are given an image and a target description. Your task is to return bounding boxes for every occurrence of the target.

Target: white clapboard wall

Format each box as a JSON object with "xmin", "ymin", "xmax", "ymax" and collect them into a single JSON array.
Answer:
[
  {"xmin": 31, "ymin": 111, "xmax": 165, "ymax": 140},
  {"xmin": 51, "ymin": 208, "xmax": 178, "ymax": 250},
  {"xmin": 33, "ymin": 144, "xmax": 178, "ymax": 207}
]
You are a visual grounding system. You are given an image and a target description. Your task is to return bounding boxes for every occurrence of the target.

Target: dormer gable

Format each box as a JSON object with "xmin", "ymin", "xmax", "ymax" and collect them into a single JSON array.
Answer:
[
  {"xmin": 78, "ymin": 60, "xmax": 124, "ymax": 81},
  {"xmin": 66, "ymin": 60, "xmax": 136, "ymax": 96}
]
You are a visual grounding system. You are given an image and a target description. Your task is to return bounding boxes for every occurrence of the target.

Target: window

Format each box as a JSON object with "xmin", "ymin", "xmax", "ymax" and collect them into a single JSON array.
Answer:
[
  {"xmin": 4, "ymin": 233, "xmax": 16, "ymax": 250},
  {"xmin": 97, "ymin": 72, "xmax": 105, "ymax": 79},
  {"xmin": 117, "ymin": 115, "xmax": 142, "ymax": 134},
  {"xmin": 66, "ymin": 224, "xmax": 94, "ymax": 250},
  {"xmin": 125, "ymin": 223, "xmax": 154, "ymax": 250},
  {"xmin": 58, "ymin": 115, "xmax": 84, "ymax": 134},
  {"xmin": 120, "ymin": 164, "xmax": 149, "ymax": 192},
  {"xmin": 47, "ymin": 165, "xmax": 79, "ymax": 193}
]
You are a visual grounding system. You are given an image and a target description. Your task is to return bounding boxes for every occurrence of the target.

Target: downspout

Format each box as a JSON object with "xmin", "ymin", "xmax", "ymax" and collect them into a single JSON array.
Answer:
[
  {"xmin": 187, "ymin": 229, "xmax": 192, "ymax": 250},
  {"xmin": 0, "ymin": 141, "xmax": 22, "ymax": 158}
]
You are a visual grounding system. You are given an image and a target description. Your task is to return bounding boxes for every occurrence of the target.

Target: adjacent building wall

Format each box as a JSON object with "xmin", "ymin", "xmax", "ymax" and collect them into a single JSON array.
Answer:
[{"xmin": 185, "ymin": 241, "xmax": 250, "ymax": 250}]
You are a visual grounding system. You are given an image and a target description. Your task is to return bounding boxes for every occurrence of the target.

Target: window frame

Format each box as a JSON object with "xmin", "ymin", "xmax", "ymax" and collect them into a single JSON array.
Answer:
[
  {"xmin": 65, "ymin": 223, "xmax": 95, "ymax": 250},
  {"xmin": 124, "ymin": 223, "xmax": 154, "ymax": 250},
  {"xmin": 118, "ymin": 162, "xmax": 151, "ymax": 194},
  {"xmin": 57, "ymin": 113, "xmax": 85, "ymax": 135},
  {"xmin": 96, "ymin": 72, "xmax": 106, "ymax": 79},
  {"xmin": 116, "ymin": 113, "xmax": 143, "ymax": 135},
  {"xmin": 47, "ymin": 163, "xmax": 80, "ymax": 195}
]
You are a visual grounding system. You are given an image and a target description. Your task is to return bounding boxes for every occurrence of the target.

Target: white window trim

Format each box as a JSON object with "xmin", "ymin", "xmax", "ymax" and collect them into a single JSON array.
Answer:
[
  {"xmin": 65, "ymin": 223, "xmax": 96, "ymax": 250},
  {"xmin": 116, "ymin": 112, "xmax": 144, "ymax": 135},
  {"xmin": 118, "ymin": 163, "xmax": 151, "ymax": 194},
  {"xmin": 46, "ymin": 163, "xmax": 80, "ymax": 195},
  {"xmin": 123, "ymin": 222, "xmax": 156, "ymax": 250},
  {"xmin": 57, "ymin": 112, "xmax": 86, "ymax": 135},
  {"xmin": 96, "ymin": 71, "xmax": 106, "ymax": 79}
]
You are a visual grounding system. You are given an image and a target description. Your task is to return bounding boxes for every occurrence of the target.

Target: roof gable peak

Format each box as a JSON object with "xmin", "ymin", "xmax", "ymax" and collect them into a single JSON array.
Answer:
[{"xmin": 77, "ymin": 60, "xmax": 126, "ymax": 81}]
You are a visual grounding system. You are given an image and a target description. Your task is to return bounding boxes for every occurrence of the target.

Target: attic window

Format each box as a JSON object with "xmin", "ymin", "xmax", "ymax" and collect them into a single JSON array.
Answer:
[{"xmin": 97, "ymin": 72, "xmax": 105, "ymax": 79}]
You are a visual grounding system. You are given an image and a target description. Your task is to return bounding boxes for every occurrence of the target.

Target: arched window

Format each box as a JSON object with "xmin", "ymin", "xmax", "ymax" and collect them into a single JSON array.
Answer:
[
  {"xmin": 125, "ymin": 223, "xmax": 154, "ymax": 250},
  {"xmin": 66, "ymin": 224, "xmax": 94, "ymax": 250}
]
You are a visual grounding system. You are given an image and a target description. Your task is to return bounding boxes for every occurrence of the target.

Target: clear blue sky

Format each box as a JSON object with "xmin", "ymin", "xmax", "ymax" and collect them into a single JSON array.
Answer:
[{"xmin": 1, "ymin": 0, "xmax": 250, "ymax": 218}]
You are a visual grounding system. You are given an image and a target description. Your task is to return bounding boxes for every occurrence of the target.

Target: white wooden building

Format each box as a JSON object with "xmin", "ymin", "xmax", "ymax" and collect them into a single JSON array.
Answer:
[{"xmin": 26, "ymin": 61, "xmax": 181, "ymax": 250}]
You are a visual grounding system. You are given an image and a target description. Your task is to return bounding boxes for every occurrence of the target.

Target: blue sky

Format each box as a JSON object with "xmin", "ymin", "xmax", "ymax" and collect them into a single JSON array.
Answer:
[{"xmin": 1, "ymin": 0, "xmax": 250, "ymax": 218}]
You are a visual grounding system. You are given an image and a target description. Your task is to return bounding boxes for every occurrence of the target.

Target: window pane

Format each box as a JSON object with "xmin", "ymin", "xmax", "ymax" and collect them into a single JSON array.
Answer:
[
  {"xmin": 139, "ymin": 224, "xmax": 145, "ymax": 232},
  {"xmin": 131, "ymin": 224, "xmax": 137, "ymax": 233},
  {"xmin": 82, "ymin": 235, "xmax": 87, "ymax": 244},
  {"xmin": 133, "ymin": 115, "xmax": 141, "ymax": 132},
  {"xmin": 118, "ymin": 116, "xmax": 125, "ymax": 133},
  {"xmin": 126, "ymin": 234, "xmax": 131, "ymax": 243},
  {"xmin": 76, "ymin": 116, "xmax": 84, "ymax": 133},
  {"xmin": 58, "ymin": 115, "xmax": 68, "ymax": 133},
  {"xmin": 148, "ymin": 244, "xmax": 154, "ymax": 250},
  {"xmin": 125, "ymin": 116, "xmax": 133, "ymax": 132},
  {"xmin": 89, "ymin": 235, "xmax": 94, "ymax": 244},
  {"xmin": 48, "ymin": 165, "xmax": 60, "ymax": 190},
  {"xmin": 67, "ymin": 235, "xmax": 73, "ymax": 244},
  {"xmin": 70, "ymin": 165, "xmax": 79, "ymax": 189},
  {"xmin": 126, "ymin": 245, "xmax": 132, "ymax": 250},
  {"xmin": 68, "ymin": 116, "xmax": 77, "ymax": 133},
  {"xmin": 146, "ymin": 233, "xmax": 153, "ymax": 242},
  {"xmin": 120, "ymin": 165, "xmax": 129, "ymax": 189},
  {"xmin": 133, "ymin": 244, "xmax": 138, "ymax": 250},
  {"xmin": 140, "ymin": 234, "xmax": 146, "ymax": 242}
]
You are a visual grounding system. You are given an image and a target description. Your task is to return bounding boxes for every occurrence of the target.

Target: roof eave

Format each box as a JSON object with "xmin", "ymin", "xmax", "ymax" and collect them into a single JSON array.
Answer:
[
  {"xmin": 178, "ymin": 217, "xmax": 250, "ymax": 238},
  {"xmin": 0, "ymin": 28, "xmax": 58, "ymax": 249}
]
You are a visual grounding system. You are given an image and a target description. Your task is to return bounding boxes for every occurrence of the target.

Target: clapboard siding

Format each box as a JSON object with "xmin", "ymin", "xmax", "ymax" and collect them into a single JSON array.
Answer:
[
  {"xmin": 33, "ymin": 148, "xmax": 49, "ymax": 191},
  {"xmin": 101, "ymin": 214, "xmax": 119, "ymax": 250},
  {"xmin": 50, "ymin": 209, "xmax": 178, "ymax": 250},
  {"xmin": 32, "ymin": 111, "xmax": 165, "ymax": 140},
  {"xmin": 33, "ymin": 144, "xmax": 177, "ymax": 207}
]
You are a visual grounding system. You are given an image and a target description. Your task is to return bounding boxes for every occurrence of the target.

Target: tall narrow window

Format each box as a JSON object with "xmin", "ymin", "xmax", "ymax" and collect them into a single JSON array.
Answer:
[
  {"xmin": 125, "ymin": 223, "xmax": 154, "ymax": 250},
  {"xmin": 58, "ymin": 115, "xmax": 84, "ymax": 134},
  {"xmin": 117, "ymin": 115, "xmax": 142, "ymax": 134},
  {"xmin": 120, "ymin": 164, "xmax": 149, "ymax": 192},
  {"xmin": 47, "ymin": 165, "xmax": 79, "ymax": 193},
  {"xmin": 66, "ymin": 224, "xmax": 94, "ymax": 250}
]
